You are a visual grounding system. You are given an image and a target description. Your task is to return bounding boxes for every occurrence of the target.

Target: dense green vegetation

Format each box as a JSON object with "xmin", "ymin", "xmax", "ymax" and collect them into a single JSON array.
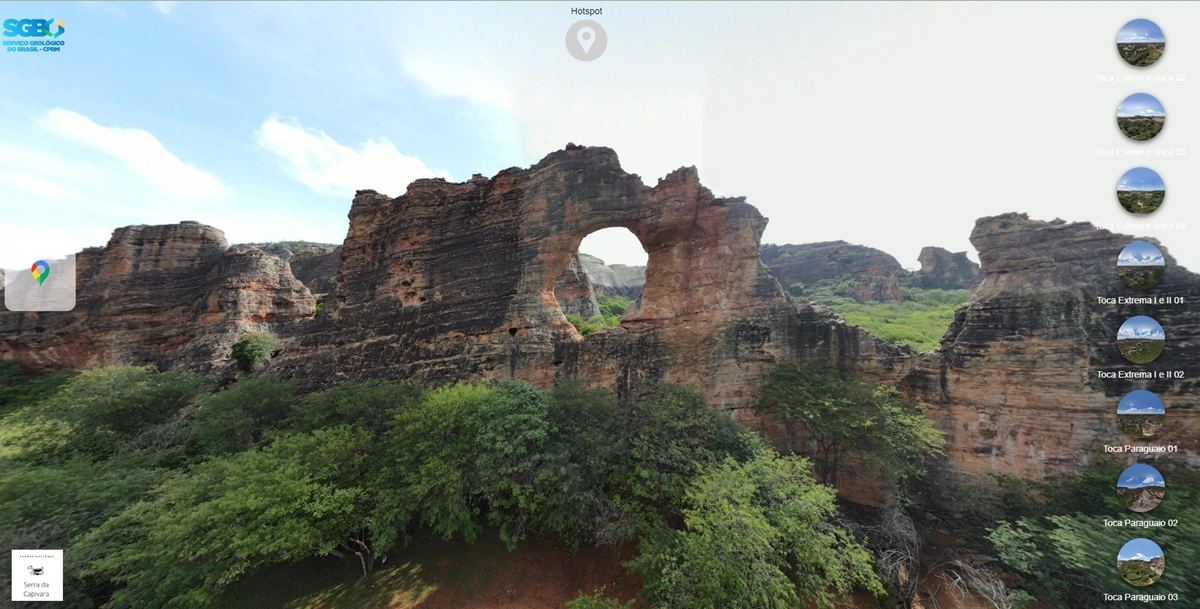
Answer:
[
  {"xmin": 1118, "ymin": 43, "xmax": 1165, "ymax": 67},
  {"xmin": 1118, "ymin": 338, "xmax": 1164, "ymax": 364},
  {"xmin": 1117, "ymin": 557, "xmax": 1164, "ymax": 587},
  {"xmin": 1117, "ymin": 414, "xmax": 1164, "ymax": 438},
  {"xmin": 1117, "ymin": 266, "xmax": 1164, "ymax": 290},
  {"xmin": 566, "ymin": 295, "xmax": 635, "ymax": 336},
  {"xmin": 245, "ymin": 241, "xmax": 339, "ymax": 257},
  {"xmin": 796, "ymin": 284, "xmax": 971, "ymax": 351},
  {"xmin": 1117, "ymin": 116, "xmax": 1165, "ymax": 141},
  {"xmin": 230, "ymin": 332, "xmax": 280, "ymax": 373},
  {"xmin": 0, "ymin": 363, "xmax": 903, "ymax": 609},
  {"xmin": 756, "ymin": 363, "xmax": 946, "ymax": 491},
  {"xmin": 1117, "ymin": 190, "xmax": 1165, "ymax": 215},
  {"xmin": 976, "ymin": 460, "xmax": 1199, "ymax": 607}
]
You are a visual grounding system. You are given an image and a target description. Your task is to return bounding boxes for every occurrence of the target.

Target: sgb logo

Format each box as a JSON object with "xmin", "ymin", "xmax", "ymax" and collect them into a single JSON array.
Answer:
[{"xmin": 3, "ymin": 18, "xmax": 66, "ymax": 38}]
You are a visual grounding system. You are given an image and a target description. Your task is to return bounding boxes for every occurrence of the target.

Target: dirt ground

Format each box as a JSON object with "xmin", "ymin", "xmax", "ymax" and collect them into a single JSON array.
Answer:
[{"xmin": 221, "ymin": 530, "xmax": 644, "ymax": 609}]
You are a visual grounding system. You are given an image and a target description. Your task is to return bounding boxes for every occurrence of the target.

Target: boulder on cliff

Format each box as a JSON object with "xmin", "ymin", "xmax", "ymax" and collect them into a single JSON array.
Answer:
[{"xmin": 910, "ymin": 246, "xmax": 982, "ymax": 290}]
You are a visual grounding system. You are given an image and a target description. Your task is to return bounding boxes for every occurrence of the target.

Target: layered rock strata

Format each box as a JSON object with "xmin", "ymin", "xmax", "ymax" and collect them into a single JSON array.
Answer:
[
  {"xmin": 554, "ymin": 254, "xmax": 602, "ymax": 318},
  {"xmin": 913, "ymin": 246, "xmax": 983, "ymax": 290},
  {"xmin": 761, "ymin": 241, "xmax": 907, "ymax": 302},
  {"xmin": 0, "ymin": 222, "xmax": 316, "ymax": 375},
  {"xmin": 270, "ymin": 145, "xmax": 914, "ymax": 420},
  {"xmin": 906, "ymin": 214, "xmax": 1199, "ymax": 485}
]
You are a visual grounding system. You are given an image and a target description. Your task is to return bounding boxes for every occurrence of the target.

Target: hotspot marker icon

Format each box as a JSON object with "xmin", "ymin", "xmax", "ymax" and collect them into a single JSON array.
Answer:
[
  {"xmin": 566, "ymin": 19, "xmax": 607, "ymax": 61},
  {"xmin": 31, "ymin": 260, "xmax": 50, "ymax": 286},
  {"xmin": 578, "ymin": 26, "xmax": 596, "ymax": 54}
]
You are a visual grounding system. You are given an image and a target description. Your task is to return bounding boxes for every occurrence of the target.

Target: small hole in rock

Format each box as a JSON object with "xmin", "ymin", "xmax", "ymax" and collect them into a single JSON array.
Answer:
[{"xmin": 508, "ymin": 327, "xmax": 518, "ymax": 336}]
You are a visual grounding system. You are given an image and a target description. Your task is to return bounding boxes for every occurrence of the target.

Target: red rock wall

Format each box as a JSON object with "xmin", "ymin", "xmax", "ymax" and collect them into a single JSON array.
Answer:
[{"xmin": 0, "ymin": 222, "xmax": 316, "ymax": 376}]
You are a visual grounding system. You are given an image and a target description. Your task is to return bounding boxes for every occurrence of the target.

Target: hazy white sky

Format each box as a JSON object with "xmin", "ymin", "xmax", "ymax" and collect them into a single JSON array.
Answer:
[{"xmin": 1, "ymin": 2, "xmax": 1197, "ymax": 272}]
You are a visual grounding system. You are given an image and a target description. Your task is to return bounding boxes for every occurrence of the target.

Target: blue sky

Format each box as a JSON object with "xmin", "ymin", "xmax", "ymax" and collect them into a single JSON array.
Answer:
[
  {"xmin": 2, "ymin": 3, "xmax": 1198, "ymax": 273},
  {"xmin": 1118, "ymin": 464, "xmax": 1164, "ymax": 489},
  {"xmin": 1117, "ymin": 167, "xmax": 1164, "ymax": 192},
  {"xmin": 1117, "ymin": 19, "xmax": 1165, "ymax": 43},
  {"xmin": 1118, "ymin": 241, "xmax": 1165, "ymax": 267},
  {"xmin": 1118, "ymin": 389, "xmax": 1165, "ymax": 415},
  {"xmin": 1118, "ymin": 316, "xmax": 1164, "ymax": 341},
  {"xmin": 1118, "ymin": 538, "xmax": 1163, "ymax": 562},
  {"xmin": 1117, "ymin": 93, "xmax": 1165, "ymax": 117}
]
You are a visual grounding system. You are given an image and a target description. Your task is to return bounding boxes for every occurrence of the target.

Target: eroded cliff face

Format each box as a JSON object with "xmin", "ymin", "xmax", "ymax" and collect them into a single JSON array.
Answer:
[
  {"xmin": 761, "ymin": 241, "xmax": 907, "ymax": 302},
  {"xmin": 0, "ymin": 222, "xmax": 316, "ymax": 375},
  {"xmin": 270, "ymin": 145, "xmax": 914, "ymax": 420},
  {"xmin": 914, "ymin": 246, "xmax": 982, "ymax": 290},
  {"xmin": 2, "ymin": 149, "xmax": 1195, "ymax": 504},
  {"xmin": 906, "ymin": 214, "xmax": 1199, "ymax": 486},
  {"xmin": 554, "ymin": 254, "xmax": 602, "ymax": 318}
]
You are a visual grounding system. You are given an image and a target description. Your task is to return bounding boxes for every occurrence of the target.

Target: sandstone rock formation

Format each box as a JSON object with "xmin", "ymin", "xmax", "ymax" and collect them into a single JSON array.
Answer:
[
  {"xmin": 578, "ymin": 253, "xmax": 645, "ymax": 299},
  {"xmin": 554, "ymin": 254, "xmax": 601, "ymax": 318},
  {"xmin": 913, "ymin": 246, "xmax": 983, "ymax": 290},
  {"xmin": 0, "ymin": 222, "xmax": 316, "ymax": 376},
  {"xmin": 2, "ymin": 148, "xmax": 1196, "ymax": 506},
  {"xmin": 905, "ymin": 214, "xmax": 1199, "ymax": 486},
  {"xmin": 270, "ymin": 145, "xmax": 914, "ymax": 424},
  {"xmin": 288, "ymin": 246, "xmax": 342, "ymax": 295},
  {"xmin": 760, "ymin": 241, "xmax": 907, "ymax": 302}
]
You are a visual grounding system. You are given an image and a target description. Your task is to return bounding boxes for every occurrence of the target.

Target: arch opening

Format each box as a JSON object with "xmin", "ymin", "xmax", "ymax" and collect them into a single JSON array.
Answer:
[{"xmin": 551, "ymin": 227, "xmax": 648, "ymax": 338}]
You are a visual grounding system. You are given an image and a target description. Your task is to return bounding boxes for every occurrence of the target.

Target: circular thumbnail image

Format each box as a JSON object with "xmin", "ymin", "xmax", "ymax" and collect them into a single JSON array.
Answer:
[
  {"xmin": 1117, "ymin": 241, "xmax": 1166, "ymax": 290},
  {"xmin": 1117, "ymin": 168, "xmax": 1165, "ymax": 215},
  {"xmin": 1117, "ymin": 19, "xmax": 1166, "ymax": 67},
  {"xmin": 1117, "ymin": 94, "xmax": 1165, "ymax": 141},
  {"xmin": 1117, "ymin": 390, "xmax": 1165, "ymax": 438},
  {"xmin": 1117, "ymin": 538, "xmax": 1165, "ymax": 587},
  {"xmin": 1117, "ymin": 316, "xmax": 1165, "ymax": 364},
  {"xmin": 1117, "ymin": 463, "xmax": 1165, "ymax": 513}
]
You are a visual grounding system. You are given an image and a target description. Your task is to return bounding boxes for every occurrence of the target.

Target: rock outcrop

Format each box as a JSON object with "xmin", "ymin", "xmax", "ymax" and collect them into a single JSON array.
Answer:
[
  {"xmin": 2, "ymin": 149, "xmax": 1196, "ymax": 505},
  {"xmin": 578, "ymin": 253, "xmax": 645, "ymax": 299},
  {"xmin": 271, "ymin": 145, "xmax": 914, "ymax": 422},
  {"xmin": 0, "ymin": 222, "xmax": 316, "ymax": 375},
  {"xmin": 912, "ymin": 246, "xmax": 983, "ymax": 290},
  {"xmin": 760, "ymin": 241, "xmax": 907, "ymax": 302},
  {"xmin": 554, "ymin": 254, "xmax": 602, "ymax": 318},
  {"xmin": 288, "ymin": 246, "xmax": 342, "ymax": 295},
  {"xmin": 905, "ymin": 214, "xmax": 1199, "ymax": 485}
]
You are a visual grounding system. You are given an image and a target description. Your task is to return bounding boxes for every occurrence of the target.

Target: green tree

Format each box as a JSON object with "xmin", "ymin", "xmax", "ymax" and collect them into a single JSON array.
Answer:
[
  {"xmin": 541, "ymin": 381, "xmax": 627, "ymax": 548},
  {"xmin": 986, "ymin": 461, "xmax": 1200, "ymax": 607},
  {"xmin": 230, "ymin": 332, "xmax": 280, "ymax": 373},
  {"xmin": 629, "ymin": 451, "xmax": 883, "ymax": 609},
  {"xmin": 621, "ymin": 383, "xmax": 760, "ymax": 519},
  {"xmin": 191, "ymin": 376, "xmax": 301, "ymax": 454},
  {"xmin": 597, "ymin": 294, "xmax": 633, "ymax": 318},
  {"xmin": 80, "ymin": 426, "xmax": 377, "ymax": 609},
  {"xmin": 756, "ymin": 363, "xmax": 945, "ymax": 489},
  {"xmin": 473, "ymin": 380, "xmax": 556, "ymax": 548},
  {"xmin": 565, "ymin": 313, "xmax": 604, "ymax": 336},
  {"xmin": 298, "ymin": 380, "xmax": 423, "ymax": 436},
  {"xmin": 0, "ymin": 366, "xmax": 206, "ymax": 464},
  {"xmin": 371, "ymin": 382, "xmax": 494, "ymax": 550},
  {"xmin": 0, "ymin": 361, "xmax": 72, "ymax": 416}
]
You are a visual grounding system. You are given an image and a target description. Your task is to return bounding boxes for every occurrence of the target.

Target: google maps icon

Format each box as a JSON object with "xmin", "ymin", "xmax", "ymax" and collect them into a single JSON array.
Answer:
[{"xmin": 31, "ymin": 260, "xmax": 50, "ymax": 286}]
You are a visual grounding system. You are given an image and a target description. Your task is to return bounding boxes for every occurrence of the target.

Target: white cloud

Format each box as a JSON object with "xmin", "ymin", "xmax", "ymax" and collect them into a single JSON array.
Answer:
[
  {"xmin": 0, "ymin": 171, "xmax": 81, "ymax": 202},
  {"xmin": 152, "ymin": 1, "xmax": 177, "ymax": 15},
  {"xmin": 255, "ymin": 115, "xmax": 444, "ymax": 198},
  {"xmin": 37, "ymin": 109, "xmax": 229, "ymax": 200},
  {"xmin": 402, "ymin": 57, "xmax": 513, "ymax": 110}
]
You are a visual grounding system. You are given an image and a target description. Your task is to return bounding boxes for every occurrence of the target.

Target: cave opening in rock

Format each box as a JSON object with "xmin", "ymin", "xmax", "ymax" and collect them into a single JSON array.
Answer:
[{"xmin": 552, "ymin": 227, "xmax": 648, "ymax": 337}]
